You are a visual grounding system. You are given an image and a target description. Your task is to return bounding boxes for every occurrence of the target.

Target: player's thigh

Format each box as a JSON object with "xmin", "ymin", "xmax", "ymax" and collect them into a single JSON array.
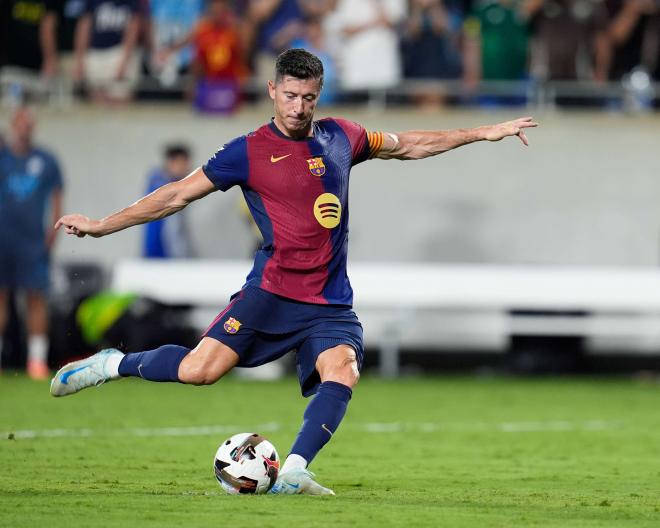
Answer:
[{"xmin": 178, "ymin": 336, "xmax": 240, "ymax": 385}]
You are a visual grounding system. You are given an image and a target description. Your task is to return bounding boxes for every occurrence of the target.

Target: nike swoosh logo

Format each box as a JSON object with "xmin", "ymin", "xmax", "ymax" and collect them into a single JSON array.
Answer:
[
  {"xmin": 270, "ymin": 154, "xmax": 291, "ymax": 163},
  {"xmin": 321, "ymin": 424, "xmax": 333, "ymax": 437},
  {"xmin": 288, "ymin": 483, "xmax": 300, "ymax": 489},
  {"xmin": 60, "ymin": 365, "xmax": 88, "ymax": 384}
]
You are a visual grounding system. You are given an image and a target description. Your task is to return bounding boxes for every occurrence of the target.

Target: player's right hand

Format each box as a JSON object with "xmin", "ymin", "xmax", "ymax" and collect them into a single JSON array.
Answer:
[{"xmin": 55, "ymin": 214, "xmax": 104, "ymax": 238}]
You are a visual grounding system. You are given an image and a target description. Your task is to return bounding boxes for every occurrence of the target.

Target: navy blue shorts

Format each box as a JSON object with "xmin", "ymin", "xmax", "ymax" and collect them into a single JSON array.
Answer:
[
  {"xmin": 0, "ymin": 245, "xmax": 49, "ymax": 291},
  {"xmin": 204, "ymin": 286, "xmax": 363, "ymax": 397}
]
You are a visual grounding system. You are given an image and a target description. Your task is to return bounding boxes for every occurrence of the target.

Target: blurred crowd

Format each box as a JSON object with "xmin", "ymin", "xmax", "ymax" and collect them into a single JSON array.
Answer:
[{"xmin": 1, "ymin": 0, "xmax": 659, "ymax": 108}]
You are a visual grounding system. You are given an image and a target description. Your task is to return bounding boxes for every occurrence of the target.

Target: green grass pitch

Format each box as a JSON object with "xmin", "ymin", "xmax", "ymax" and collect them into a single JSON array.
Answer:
[{"xmin": 1, "ymin": 374, "xmax": 660, "ymax": 527}]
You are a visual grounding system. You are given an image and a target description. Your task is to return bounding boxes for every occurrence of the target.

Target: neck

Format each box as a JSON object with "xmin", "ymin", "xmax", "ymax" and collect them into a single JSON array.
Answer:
[
  {"xmin": 273, "ymin": 115, "xmax": 313, "ymax": 140},
  {"xmin": 10, "ymin": 139, "xmax": 30, "ymax": 156}
]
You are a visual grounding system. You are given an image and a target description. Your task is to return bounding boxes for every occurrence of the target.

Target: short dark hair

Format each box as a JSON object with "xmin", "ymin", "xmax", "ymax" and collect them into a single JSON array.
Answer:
[
  {"xmin": 164, "ymin": 143, "xmax": 190, "ymax": 160},
  {"xmin": 275, "ymin": 48, "xmax": 324, "ymax": 88}
]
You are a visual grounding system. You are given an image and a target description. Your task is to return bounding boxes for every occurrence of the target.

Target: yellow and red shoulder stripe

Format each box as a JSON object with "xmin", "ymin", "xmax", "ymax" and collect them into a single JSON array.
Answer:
[{"xmin": 366, "ymin": 131, "xmax": 385, "ymax": 158}]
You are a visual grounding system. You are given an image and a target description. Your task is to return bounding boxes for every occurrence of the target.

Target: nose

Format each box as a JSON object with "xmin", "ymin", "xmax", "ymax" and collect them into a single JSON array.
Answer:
[{"xmin": 293, "ymin": 98, "xmax": 304, "ymax": 115}]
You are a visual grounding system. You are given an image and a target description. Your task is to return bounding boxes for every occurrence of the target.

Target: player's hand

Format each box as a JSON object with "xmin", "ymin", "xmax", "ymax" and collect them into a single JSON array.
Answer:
[
  {"xmin": 55, "ymin": 214, "xmax": 105, "ymax": 238},
  {"xmin": 484, "ymin": 117, "xmax": 538, "ymax": 146}
]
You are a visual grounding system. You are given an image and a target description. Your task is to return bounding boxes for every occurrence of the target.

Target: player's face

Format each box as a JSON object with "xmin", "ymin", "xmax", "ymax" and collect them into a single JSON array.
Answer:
[
  {"xmin": 268, "ymin": 76, "xmax": 321, "ymax": 138},
  {"xmin": 166, "ymin": 155, "xmax": 191, "ymax": 180},
  {"xmin": 11, "ymin": 109, "xmax": 35, "ymax": 144}
]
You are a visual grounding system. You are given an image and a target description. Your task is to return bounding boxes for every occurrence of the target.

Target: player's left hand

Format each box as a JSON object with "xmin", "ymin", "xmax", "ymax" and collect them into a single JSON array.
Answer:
[
  {"xmin": 55, "ymin": 214, "xmax": 105, "ymax": 238},
  {"xmin": 484, "ymin": 117, "xmax": 538, "ymax": 146}
]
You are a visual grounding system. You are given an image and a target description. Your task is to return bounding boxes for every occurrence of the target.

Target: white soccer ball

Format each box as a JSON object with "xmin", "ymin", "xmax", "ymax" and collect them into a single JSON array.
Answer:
[{"xmin": 213, "ymin": 432, "xmax": 280, "ymax": 495}]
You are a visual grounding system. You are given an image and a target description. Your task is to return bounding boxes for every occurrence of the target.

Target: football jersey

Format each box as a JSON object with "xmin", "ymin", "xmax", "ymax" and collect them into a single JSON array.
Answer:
[
  {"xmin": 0, "ymin": 145, "xmax": 63, "ymax": 249},
  {"xmin": 203, "ymin": 118, "xmax": 384, "ymax": 306}
]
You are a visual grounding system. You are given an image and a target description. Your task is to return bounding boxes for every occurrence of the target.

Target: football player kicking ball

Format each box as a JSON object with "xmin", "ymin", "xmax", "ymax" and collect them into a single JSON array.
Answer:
[{"xmin": 51, "ymin": 49, "xmax": 537, "ymax": 495}]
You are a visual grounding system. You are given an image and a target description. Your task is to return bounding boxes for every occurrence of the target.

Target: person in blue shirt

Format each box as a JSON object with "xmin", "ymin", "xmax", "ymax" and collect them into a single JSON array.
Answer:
[
  {"xmin": 0, "ymin": 106, "xmax": 64, "ymax": 379},
  {"xmin": 143, "ymin": 143, "xmax": 196, "ymax": 259}
]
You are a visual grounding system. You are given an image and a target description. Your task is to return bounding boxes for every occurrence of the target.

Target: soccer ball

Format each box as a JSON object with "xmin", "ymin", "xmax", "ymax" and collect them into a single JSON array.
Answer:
[{"xmin": 213, "ymin": 432, "xmax": 280, "ymax": 495}]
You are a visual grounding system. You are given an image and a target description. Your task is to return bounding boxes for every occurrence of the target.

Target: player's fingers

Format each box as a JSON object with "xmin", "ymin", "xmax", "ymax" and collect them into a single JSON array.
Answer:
[{"xmin": 518, "ymin": 130, "xmax": 529, "ymax": 146}]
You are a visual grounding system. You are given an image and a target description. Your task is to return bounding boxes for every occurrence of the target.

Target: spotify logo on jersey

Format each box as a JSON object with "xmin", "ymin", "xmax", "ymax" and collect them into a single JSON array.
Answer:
[{"xmin": 313, "ymin": 193, "xmax": 342, "ymax": 229}]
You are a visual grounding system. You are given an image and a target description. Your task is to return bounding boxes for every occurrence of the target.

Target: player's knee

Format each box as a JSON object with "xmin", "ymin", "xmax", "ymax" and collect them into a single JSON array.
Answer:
[
  {"xmin": 317, "ymin": 345, "xmax": 360, "ymax": 388},
  {"xmin": 178, "ymin": 343, "xmax": 236, "ymax": 385},
  {"xmin": 179, "ymin": 361, "xmax": 223, "ymax": 385}
]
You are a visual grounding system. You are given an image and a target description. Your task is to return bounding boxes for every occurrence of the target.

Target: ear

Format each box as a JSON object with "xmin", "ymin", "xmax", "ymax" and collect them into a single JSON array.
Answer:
[{"xmin": 267, "ymin": 80, "xmax": 276, "ymax": 101}]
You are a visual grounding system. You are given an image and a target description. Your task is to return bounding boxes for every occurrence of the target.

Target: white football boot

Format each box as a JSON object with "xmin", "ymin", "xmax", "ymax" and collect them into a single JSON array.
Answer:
[
  {"xmin": 269, "ymin": 468, "xmax": 335, "ymax": 496},
  {"xmin": 50, "ymin": 349, "xmax": 123, "ymax": 397}
]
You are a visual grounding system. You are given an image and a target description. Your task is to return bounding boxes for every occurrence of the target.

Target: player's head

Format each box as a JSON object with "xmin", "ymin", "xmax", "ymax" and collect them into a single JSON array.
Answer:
[
  {"xmin": 164, "ymin": 143, "xmax": 191, "ymax": 180},
  {"xmin": 208, "ymin": 0, "xmax": 230, "ymax": 23},
  {"xmin": 268, "ymin": 49, "xmax": 324, "ymax": 138},
  {"xmin": 10, "ymin": 105, "xmax": 36, "ymax": 147}
]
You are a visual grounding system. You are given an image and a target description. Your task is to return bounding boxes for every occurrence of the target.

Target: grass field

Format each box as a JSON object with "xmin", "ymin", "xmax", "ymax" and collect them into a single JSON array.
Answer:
[{"xmin": 1, "ymin": 373, "xmax": 660, "ymax": 527}]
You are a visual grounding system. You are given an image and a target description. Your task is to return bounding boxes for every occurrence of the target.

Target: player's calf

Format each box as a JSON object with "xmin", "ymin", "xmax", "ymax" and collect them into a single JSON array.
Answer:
[{"xmin": 281, "ymin": 345, "xmax": 358, "ymax": 475}]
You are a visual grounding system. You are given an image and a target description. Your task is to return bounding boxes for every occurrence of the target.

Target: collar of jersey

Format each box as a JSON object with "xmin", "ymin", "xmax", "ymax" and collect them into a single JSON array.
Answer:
[{"xmin": 268, "ymin": 119, "xmax": 316, "ymax": 142}]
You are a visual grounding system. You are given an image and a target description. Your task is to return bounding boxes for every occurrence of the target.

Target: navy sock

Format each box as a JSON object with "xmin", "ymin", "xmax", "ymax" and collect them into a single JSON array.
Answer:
[
  {"xmin": 289, "ymin": 381, "xmax": 352, "ymax": 465},
  {"xmin": 118, "ymin": 344, "xmax": 190, "ymax": 382}
]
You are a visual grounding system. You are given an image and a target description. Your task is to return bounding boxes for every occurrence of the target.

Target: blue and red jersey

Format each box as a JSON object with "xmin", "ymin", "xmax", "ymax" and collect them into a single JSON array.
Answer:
[{"xmin": 203, "ymin": 118, "xmax": 384, "ymax": 306}]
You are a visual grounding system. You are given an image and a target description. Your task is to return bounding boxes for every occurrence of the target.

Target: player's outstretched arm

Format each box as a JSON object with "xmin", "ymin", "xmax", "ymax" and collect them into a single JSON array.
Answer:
[
  {"xmin": 376, "ymin": 116, "xmax": 538, "ymax": 160},
  {"xmin": 55, "ymin": 167, "xmax": 216, "ymax": 238}
]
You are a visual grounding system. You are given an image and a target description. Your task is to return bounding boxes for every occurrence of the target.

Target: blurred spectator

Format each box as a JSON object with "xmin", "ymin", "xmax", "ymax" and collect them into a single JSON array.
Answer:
[
  {"xmin": 73, "ymin": 0, "xmax": 142, "ymax": 103},
  {"xmin": 193, "ymin": 1, "xmax": 245, "ymax": 80},
  {"xmin": 0, "ymin": 106, "xmax": 64, "ymax": 379},
  {"xmin": 329, "ymin": 0, "xmax": 406, "ymax": 91},
  {"xmin": 401, "ymin": 0, "xmax": 463, "ymax": 108},
  {"xmin": 462, "ymin": 0, "xmax": 531, "ymax": 87},
  {"xmin": 0, "ymin": 1, "xmax": 48, "ymax": 102},
  {"xmin": 158, "ymin": 0, "xmax": 246, "ymax": 112},
  {"xmin": 242, "ymin": 1, "xmax": 335, "ymax": 85},
  {"xmin": 607, "ymin": 0, "xmax": 660, "ymax": 81},
  {"xmin": 528, "ymin": 0, "xmax": 610, "ymax": 82},
  {"xmin": 41, "ymin": 1, "xmax": 86, "ymax": 78},
  {"xmin": 247, "ymin": 0, "xmax": 304, "ymax": 56},
  {"xmin": 143, "ymin": 143, "xmax": 196, "ymax": 259},
  {"xmin": 145, "ymin": 0, "xmax": 204, "ymax": 87},
  {"xmin": 290, "ymin": 16, "xmax": 339, "ymax": 104},
  {"xmin": 40, "ymin": 0, "xmax": 86, "ymax": 102}
]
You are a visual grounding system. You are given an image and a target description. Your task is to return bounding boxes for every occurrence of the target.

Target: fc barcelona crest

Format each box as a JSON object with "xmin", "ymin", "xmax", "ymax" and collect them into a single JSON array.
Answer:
[
  {"xmin": 223, "ymin": 317, "xmax": 242, "ymax": 334},
  {"xmin": 306, "ymin": 157, "xmax": 326, "ymax": 177}
]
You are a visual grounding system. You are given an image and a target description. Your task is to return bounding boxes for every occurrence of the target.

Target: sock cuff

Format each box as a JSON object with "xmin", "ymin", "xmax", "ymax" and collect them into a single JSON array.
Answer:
[
  {"xmin": 318, "ymin": 381, "xmax": 352, "ymax": 401},
  {"xmin": 171, "ymin": 346, "xmax": 191, "ymax": 381}
]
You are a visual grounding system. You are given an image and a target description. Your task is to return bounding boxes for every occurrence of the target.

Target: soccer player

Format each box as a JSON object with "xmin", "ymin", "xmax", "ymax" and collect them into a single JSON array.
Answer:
[
  {"xmin": 1, "ymin": 106, "xmax": 64, "ymax": 379},
  {"xmin": 142, "ymin": 143, "xmax": 195, "ymax": 259},
  {"xmin": 50, "ymin": 49, "xmax": 537, "ymax": 495}
]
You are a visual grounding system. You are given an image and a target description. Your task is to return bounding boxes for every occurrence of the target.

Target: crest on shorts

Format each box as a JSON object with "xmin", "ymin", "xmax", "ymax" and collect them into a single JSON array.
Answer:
[
  {"xmin": 223, "ymin": 317, "xmax": 242, "ymax": 334},
  {"xmin": 306, "ymin": 157, "xmax": 325, "ymax": 177}
]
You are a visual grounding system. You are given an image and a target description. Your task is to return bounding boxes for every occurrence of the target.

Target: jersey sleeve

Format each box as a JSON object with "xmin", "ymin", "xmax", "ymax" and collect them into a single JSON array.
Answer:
[
  {"xmin": 46, "ymin": 152, "xmax": 64, "ymax": 191},
  {"xmin": 333, "ymin": 118, "xmax": 386, "ymax": 165},
  {"xmin": 202, "ymin": 135, "xmax": 249, "ymax": 191}
]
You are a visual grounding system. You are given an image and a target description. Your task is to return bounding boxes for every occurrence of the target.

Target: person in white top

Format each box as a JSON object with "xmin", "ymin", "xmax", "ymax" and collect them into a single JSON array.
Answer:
[{"xmin": 328, "ymin": 0, "xmax": 405, "ymax": 91}]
